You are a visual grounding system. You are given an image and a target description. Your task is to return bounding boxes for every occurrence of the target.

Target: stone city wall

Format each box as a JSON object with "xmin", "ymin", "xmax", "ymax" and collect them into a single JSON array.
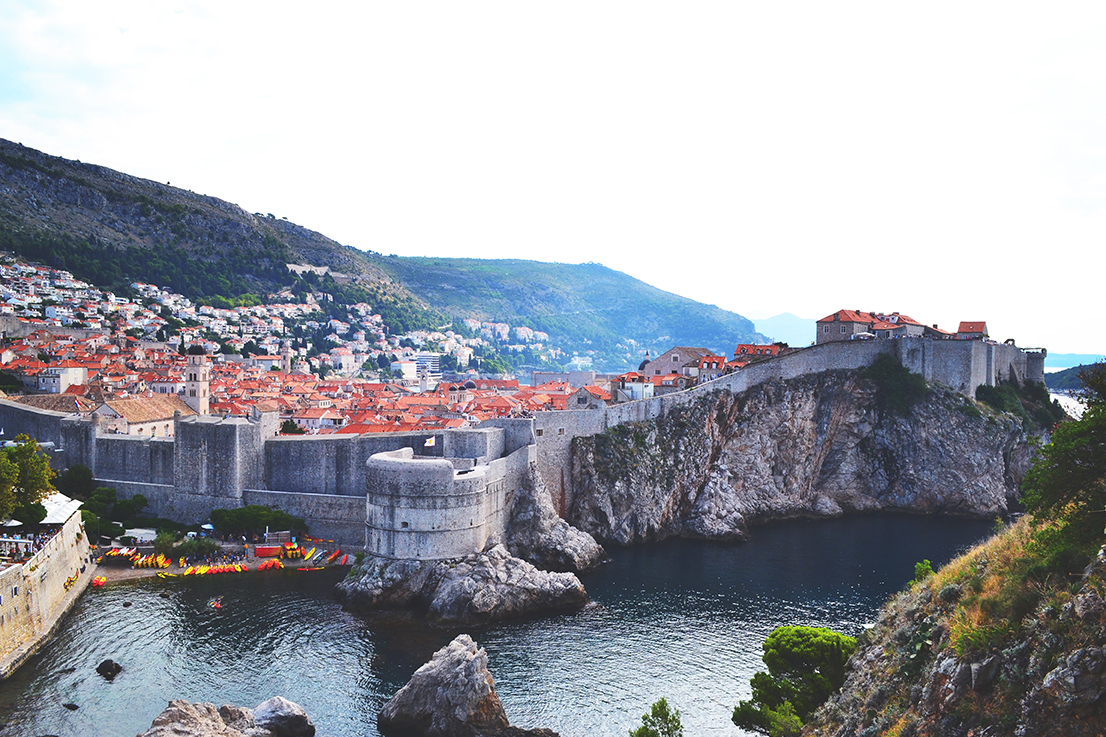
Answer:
[{"xmin": 0, "ymin": 511, "xmax": 93, "ymax": 679}]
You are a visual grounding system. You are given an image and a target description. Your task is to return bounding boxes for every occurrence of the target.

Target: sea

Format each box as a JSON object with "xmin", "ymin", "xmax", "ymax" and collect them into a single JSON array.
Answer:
[{"xmin": 0, "ymin": 515, "xmax": 993, "ymax": 737}]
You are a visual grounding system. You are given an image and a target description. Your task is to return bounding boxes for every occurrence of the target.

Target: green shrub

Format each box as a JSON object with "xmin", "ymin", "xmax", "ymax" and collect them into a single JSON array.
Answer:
[
  {"xmin": 173, "ymin": 538, "xmax": 221, "ymax": 558},
  {"xmin": 912, "ymin": 559, "xmax": 934, "ymax": 585},
  {"xmin": 861, "ymin": 354, "xmax": 928, "ymax": 415}
]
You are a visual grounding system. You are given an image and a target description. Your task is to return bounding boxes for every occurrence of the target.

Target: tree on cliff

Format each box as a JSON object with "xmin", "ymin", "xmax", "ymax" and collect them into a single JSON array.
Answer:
[
  {"xmin": 1021, "ymin": 362, "xmax": 1106, "ymax": 566},
  {"xmin": 732, "ymin": 626, "xmax": 856, "ymax": 736},
  {"xmin": 0, "ymin": 434, "xmax": 57, "ymax": 522}
]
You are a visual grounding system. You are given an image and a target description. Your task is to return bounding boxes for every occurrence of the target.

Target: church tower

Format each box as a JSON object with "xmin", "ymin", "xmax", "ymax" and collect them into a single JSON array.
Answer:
[{"xmin": 184, "ymin": 348, "xmax": 210, "ymax": 415}]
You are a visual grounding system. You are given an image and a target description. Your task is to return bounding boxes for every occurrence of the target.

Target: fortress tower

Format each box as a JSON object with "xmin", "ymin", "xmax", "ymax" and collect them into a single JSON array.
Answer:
[{"xmin": 184, "ymin": 348, "xmax": 210, "ymax": 415}]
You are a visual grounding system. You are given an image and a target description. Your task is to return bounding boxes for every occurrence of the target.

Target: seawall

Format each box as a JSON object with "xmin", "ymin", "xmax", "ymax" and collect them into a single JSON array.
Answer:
[{"xmin": 0, "ymin": 511, "xmax": 94, "ymax": 679}]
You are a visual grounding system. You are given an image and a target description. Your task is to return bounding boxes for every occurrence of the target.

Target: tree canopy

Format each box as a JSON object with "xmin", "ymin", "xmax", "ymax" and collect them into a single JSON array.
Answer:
[
  {"xmin": 1021, "ymin": 363, "xmax": 1106, "ymax": 559},
  {"xmin": 0, "ymin": 434, "xmax": 57, "ymax": 522},
  {"xmin": 629, "ymin": 698, "xmax": 683, "ymax": 737},
  {"xmin": 733, "ymin": 626, "xmax": 857, "ymax": 736},
  {"xmin": 209, "ymin": 505, "xmax": 307, "ymax": 535}
]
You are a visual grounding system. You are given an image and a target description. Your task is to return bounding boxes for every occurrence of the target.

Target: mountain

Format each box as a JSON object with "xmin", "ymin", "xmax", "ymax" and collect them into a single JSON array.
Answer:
[
  {"xmin": 0, "ymin": 138, "xmax": 764, "ymax": 370},
  {"xmin": 377, "ymin": 257, "xmax": 765, "ymax": 368},
  {"xmin": 751, "ymin": 312, "xmax": 815, "ymax": 348}
]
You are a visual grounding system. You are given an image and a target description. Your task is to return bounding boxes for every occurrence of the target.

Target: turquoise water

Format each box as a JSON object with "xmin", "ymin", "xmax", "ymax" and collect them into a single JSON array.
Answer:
[{"xmin": 0, "ymin": 515, "xmax": 993, "ymax": 737}]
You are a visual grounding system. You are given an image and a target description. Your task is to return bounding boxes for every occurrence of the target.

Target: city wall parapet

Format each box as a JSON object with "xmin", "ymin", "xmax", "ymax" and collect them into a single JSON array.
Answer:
[{"xmin": 0, "ymin": 337, "xmax": 1045, "ymax": 550}]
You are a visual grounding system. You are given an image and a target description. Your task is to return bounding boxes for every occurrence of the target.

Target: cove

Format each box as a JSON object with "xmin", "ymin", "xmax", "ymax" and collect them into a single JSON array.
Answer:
[{"xmin": 0, "ymin": 515, "xmax": 992, "ymax": 737}]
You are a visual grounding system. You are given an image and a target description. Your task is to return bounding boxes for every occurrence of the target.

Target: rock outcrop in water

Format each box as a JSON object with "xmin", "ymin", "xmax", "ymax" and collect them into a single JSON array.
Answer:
[
  {"xmin": 137, "ymin": 696, "xmax": 315, "ymax": 737},
  {"xmin": 336, "ymin": 544, "xmax": 588, "ymax": 625},
  {"xmin": 378, "ymin": 634, "xmax": 558, "ymax": 737},
  {"xmin": 507, "ymin": 461, "xmax": 607, "ymax": 572},
  {"xmin": 569, "ymin": 371, "xmax": 1037, "ymax": 544}
]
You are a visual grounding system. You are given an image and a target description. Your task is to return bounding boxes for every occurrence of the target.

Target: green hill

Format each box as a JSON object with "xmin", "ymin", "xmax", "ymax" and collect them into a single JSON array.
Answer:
[
  {"xmin": 0, "ymin": 138, "xmax": 764, "ymax": 371},
  {"xmin": 379, "ymin": 256, "xmax": 765, "ymax": 368}
]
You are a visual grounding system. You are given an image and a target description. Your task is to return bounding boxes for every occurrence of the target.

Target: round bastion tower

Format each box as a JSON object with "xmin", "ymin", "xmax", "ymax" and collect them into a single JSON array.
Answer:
[{"xmin": 184, "ymin": 347, "xmax": 210, "ymax": 415}]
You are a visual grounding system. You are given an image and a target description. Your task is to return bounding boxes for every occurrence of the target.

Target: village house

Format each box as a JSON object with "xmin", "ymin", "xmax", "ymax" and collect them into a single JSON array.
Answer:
[{"xmin": 93, "ymin": 394, "xmax": 196, "ymax": 436}]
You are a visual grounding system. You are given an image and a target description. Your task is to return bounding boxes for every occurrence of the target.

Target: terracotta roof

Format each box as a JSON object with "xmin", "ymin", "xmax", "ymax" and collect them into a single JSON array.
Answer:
[
  {"xmin": 957, "ymin": 321, "xmax": 987, "ymax": 334},
  {"xmin": 13, "ymin": 394, "xmax": 98, "ymax": 413},
  {"xmin": 102, "ymin": 395, "xmax": 196, "ymax": 423}
]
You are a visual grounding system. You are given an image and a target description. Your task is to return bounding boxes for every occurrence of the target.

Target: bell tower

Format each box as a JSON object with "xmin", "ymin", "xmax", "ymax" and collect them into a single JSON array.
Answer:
[{"xmin": 184, "ymin": 347, "xmax": 210, "ymax": 415}]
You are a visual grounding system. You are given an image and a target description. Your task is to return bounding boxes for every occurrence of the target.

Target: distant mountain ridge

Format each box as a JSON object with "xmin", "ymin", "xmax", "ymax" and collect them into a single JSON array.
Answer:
[
  {"xmin": 752, "ymin": 312, "xmax": 815, "ymax": 348},
  {"xmin": 0, "ymin": 138, "xmax": 764, "ymax": 370}
]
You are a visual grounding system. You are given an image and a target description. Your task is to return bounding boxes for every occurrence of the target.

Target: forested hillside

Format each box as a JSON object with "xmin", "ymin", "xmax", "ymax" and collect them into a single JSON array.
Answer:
[{"xmin": 0, "ymin": 138, "xmax": 764, "ymax": 370}]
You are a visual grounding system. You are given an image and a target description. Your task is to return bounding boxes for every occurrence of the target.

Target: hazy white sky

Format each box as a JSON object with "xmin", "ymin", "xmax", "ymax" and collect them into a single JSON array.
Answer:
[{"xmin": 1, "ymin": 2, "xmax": 1104, "ymax": 353}]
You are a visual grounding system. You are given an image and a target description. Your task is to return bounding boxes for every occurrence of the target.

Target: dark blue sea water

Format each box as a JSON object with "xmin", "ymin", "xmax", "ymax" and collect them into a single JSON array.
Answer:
[{"xmin": 0, "ymin": 515, "xmax": 992, "ymax": 737}]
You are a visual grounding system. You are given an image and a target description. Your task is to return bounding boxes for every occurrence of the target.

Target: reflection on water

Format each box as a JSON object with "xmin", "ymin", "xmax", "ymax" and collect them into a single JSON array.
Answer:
[{"xmin": 0, "ymin": 515, "xmax": 992, "ymax": 737}]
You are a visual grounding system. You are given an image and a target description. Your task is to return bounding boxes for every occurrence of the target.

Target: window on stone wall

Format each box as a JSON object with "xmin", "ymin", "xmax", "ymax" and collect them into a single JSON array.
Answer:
[
  {"xmin": 535, "ymin": 428, "xmax": 543, "ymax": 437},
  {"xmin": 841, "ymin": 326, "xmax": 846, "ymax": 334},
  {"xmin": 401, "ymin": 521, "xmax": 408, "ymax": 528},
  {"xmin": 558, "ymin": 428, "xmax": 565, "ymax": 435}
]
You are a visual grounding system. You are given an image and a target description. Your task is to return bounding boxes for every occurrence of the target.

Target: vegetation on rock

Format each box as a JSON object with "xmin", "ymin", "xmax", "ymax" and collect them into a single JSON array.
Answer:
[
  {"xmin": 806, "ymin": 363, "xmax": 1106, "ymax": 736},
  {"xmin": 860, "ymin": 353, "xmax": 928, "ymax": 415}
]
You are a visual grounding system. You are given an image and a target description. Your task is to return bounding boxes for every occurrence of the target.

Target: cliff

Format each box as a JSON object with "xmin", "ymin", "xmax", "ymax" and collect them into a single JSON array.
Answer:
[
  {"xmin": 569, "ymin": 370, "xmax": 1037, "ymax": 545},
  {"xmin": 806, "ymin": 520, "xmax": 1106, "ymax": 737}
]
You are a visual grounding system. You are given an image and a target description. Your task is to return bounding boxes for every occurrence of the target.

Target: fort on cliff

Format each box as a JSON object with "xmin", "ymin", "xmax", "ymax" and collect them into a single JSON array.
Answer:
[{"xmin": 0, "ymin": 337, "xmax": 1045, "ymax": 552}]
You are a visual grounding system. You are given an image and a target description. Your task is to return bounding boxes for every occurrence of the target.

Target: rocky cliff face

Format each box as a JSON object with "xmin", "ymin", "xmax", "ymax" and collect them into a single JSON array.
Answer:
[{"xmin": 570, "ymin": 371, "xmax": 1036, "ymax": 545}]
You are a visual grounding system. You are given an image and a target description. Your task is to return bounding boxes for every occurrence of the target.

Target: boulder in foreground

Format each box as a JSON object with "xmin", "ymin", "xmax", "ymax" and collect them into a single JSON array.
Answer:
[
  {"xmin": 379, "ymin": 634, "xmax": 558, "ymax": 737},
  {"xmin": 137, "ymin": 696, "xmax": 315, "ymax": 737}
]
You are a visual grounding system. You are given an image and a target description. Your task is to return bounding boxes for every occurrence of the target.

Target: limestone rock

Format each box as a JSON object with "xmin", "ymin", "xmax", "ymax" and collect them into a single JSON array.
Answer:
[
  {"xmin": 137, "ymin": 697, "xmax": 314, "ymax": 737},
  {"xmin": 506, "ymin": 460, "xmax": 607, "ymax": 572},
  {"xmin": 379, "ymin": 634, "xmax": 508, "ymax": 737},
  {"xmin": 137, "ymin": 700, "xmax": 248, "ymax": 737},
  {"xmin": 569, "ymin": 373, "xmax": 1037, "ymax": 544},
  {"xmin": 379, "ymin": 634, "xmax": 558, "ymax": 737},
  {"xmin": 253, "ymin": 696, "xmax": 316, "ymax": 737},
  {"xmin": 337, "ymin": 544, "xmax": 589, "ymax": 625}
]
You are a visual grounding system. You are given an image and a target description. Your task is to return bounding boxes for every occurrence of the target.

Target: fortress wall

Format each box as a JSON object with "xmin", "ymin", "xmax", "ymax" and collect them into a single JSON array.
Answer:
[
  {"xmin": 93, "ymin": 435, "xmax": 174, "ymax": 486},
  {"xmin": 481, "ymin": 418, "xmax": 535, "ymax": 456},
  {"xmin": 242, "ymin": 489, "xmax": 366, "ymax": 546},
  {"xmin": 444, "ymin": 427, "xmax": 504, "ymax": 464},
  {"xmin": 0, "ymin": 399, "xmax": 67, "ymax": 452},
  {"xmin": 533, "ymin": 409, "xmax": 608, "ymax": 516},
  {"xmin": 263, "ymin": 431, "xmax": 450, "ymax": 498},
  {"xmin": 365, "ymin": 448, "xmax": 508, "ymax": 560},
  {"xmin": 0, "ymin": 511, "xmax": 93, "ymax": 679},
  {"xmin": 990, "ymin": 342, "xmax": 1030, "ymax": 386}
]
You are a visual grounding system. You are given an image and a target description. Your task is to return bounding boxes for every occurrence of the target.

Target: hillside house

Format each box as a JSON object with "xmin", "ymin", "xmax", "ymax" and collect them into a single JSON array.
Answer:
[
  {"xmin": 957, "ymin": 322, "xmax": 988, "ymax": 340},
  {"xmin": 611, "ymin": 371, "xmax": 655, "ymax": 403},
  {"xmin": 817, "ymin": 310, "xmax": 927, "ymax": 344},
  {"xmin": 569, "ymin": 385, "xmax": 610, "ymax": 410},
  {"xmin": 641, "ymin": 347, "xmax": 714, "ymax": 377},
  {"xmin": 734, "ymin": 344, "xmax": 780, "ymax": 359}
]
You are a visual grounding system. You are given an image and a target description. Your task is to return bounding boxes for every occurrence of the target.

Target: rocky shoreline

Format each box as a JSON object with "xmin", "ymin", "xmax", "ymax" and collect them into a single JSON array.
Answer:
[
  {"xmin": 336, "ymin": 544, "xmax": 589, "ymax": 625},
  {"xmin": 137, "ymin": 696, "xmax": 315, "ymax": 737}
]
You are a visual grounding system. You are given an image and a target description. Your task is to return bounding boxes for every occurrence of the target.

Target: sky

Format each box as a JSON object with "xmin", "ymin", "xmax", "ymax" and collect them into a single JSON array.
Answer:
[{"xmin": 1, "ymin": 2, "xmax": 1104, "ymax": 354}]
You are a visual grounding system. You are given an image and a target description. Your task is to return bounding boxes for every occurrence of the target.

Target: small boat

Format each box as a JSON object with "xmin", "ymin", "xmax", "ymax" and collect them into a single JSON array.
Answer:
[
  {"xmin": 295, "ymin": 566, "xmax": 326, "ymax": 571},
  {"xmin": 326, "ymin": 549, "xmax": 342, "ymax": 563},
  {"xmin": 208, "ymin": 597, "xmax": 223, "ymax": 610},
  {"xmin": 340, "ymin": 554, "xmax": 348, "ymax": 566},
  {"xmin": 303, "ymin": 547, "xmax": 316, "ymax": 562},
  {"xmin": 156, "ymin": 572, "xmax": 177, "ymax": 579}
]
